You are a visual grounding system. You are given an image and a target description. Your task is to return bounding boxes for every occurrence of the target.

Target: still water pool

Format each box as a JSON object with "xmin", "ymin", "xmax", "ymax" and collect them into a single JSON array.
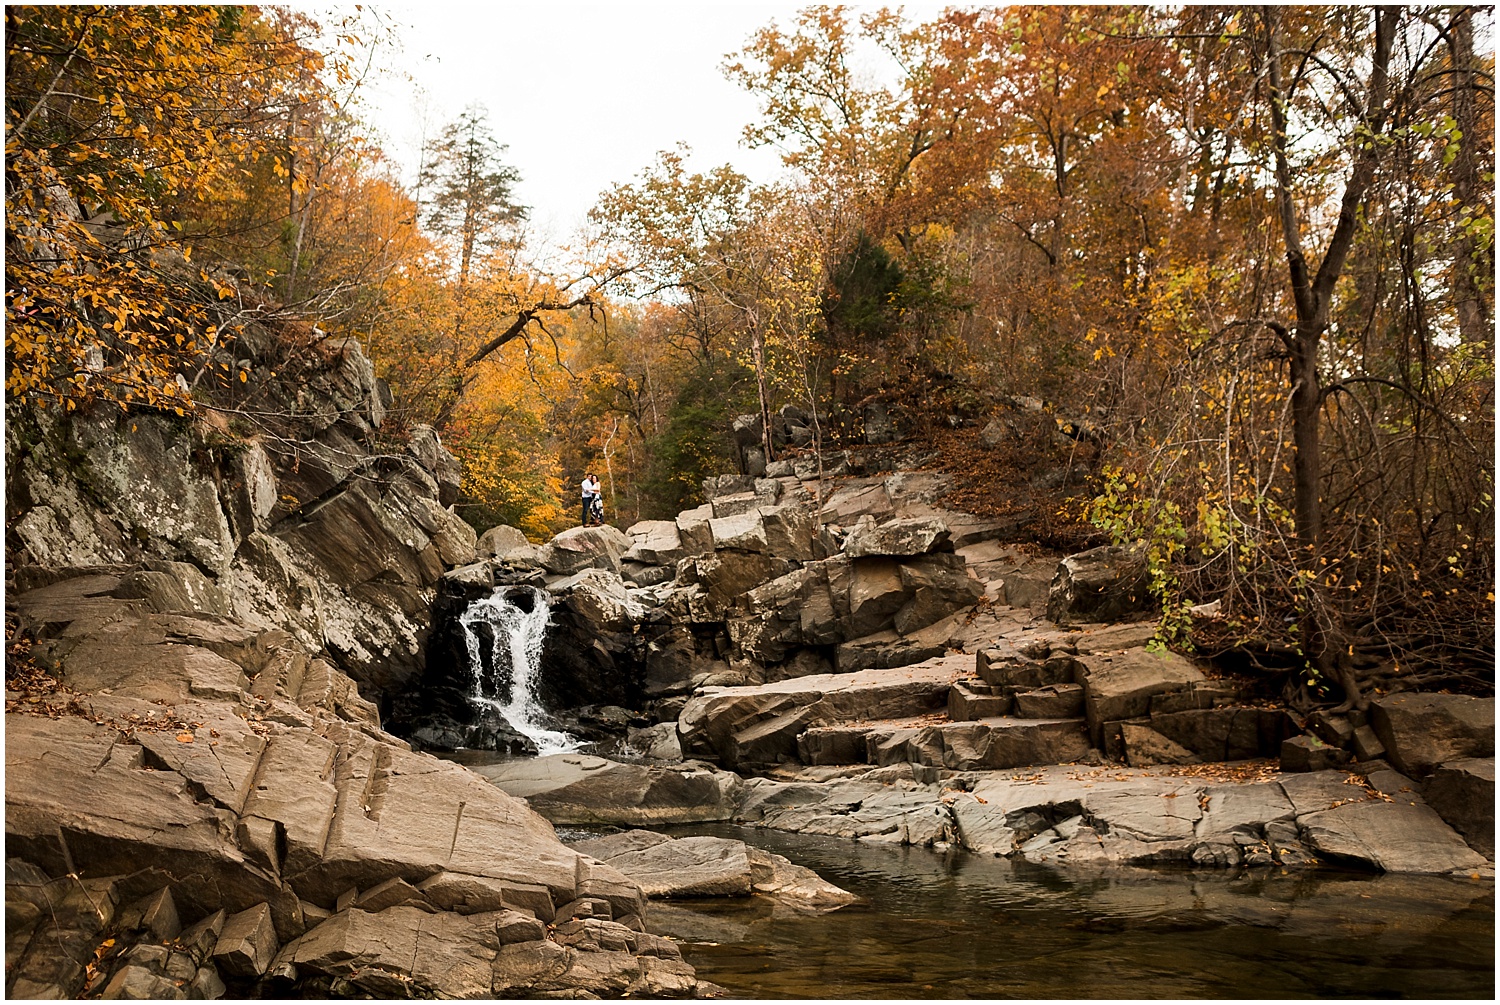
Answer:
[{"xmin": 625, "ymin": 823, "xmax": 1494, "ymax": 999}]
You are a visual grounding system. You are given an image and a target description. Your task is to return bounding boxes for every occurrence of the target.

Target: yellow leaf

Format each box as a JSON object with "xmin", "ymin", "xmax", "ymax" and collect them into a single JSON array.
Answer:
[{"xmin": 176, "ymin": 732, "xmax": 194, "ymax": 743}]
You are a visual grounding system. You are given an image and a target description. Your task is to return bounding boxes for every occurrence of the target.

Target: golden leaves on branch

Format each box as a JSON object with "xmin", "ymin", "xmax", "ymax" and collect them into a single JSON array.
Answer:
[{"xmin": 5, "ymin": 5, "xmax": 335, "ymax": 413}]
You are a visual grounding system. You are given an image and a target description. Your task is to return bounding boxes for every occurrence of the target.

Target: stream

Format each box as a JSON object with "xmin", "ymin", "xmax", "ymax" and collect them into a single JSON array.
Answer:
[
  {"xmin": 450, "ymin": 598, "xmax": 1493, "ymax": 998},
  {"xmin": 579, "ymin": 822, "xmax": 1494, "ymax": 999}
]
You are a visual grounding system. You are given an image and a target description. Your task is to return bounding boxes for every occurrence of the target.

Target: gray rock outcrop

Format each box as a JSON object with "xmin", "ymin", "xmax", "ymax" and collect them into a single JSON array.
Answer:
[
  {"xmin": 1045, "ymin": 545, "xmax": 1153, "ymax": 625},
  {"xmin": 1370, "ymin": 692, "xmax": 1495, "ymax": 779},
  {"xmin": 569, "ymin": 830, "xmax": 856, "ymax": 911},
  {"xmin": 6, "ymin": 337, "xmax": 474, "ymax": 703}
]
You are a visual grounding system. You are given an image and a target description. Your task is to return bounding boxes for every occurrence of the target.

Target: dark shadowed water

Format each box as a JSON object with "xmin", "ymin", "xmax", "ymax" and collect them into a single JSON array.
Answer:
[{"xmin": 603, "ymin": 823, "xmax": 1496, "ymax": 1000}]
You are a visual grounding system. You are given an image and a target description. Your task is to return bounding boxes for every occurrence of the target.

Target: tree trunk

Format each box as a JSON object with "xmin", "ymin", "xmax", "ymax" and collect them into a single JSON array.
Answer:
[
  {"xmin": 1448, "ymin": 8, "xmax": 1491, "ymax": 347},
  {"xmin": 1288, "ymin": 332, "xmax": 1323, "ymax": 550},
  {"xmin": 749, "ymin": 313, "xmax": 774, "ymax": 468},
  {"xmin": 1261, "ymin": 6, "xmax": 1396, "ymax": 710}
]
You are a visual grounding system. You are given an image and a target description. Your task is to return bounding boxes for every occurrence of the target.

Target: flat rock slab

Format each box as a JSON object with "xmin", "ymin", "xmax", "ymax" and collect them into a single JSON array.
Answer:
[
  {"xmin": 582, "ymin": 835, "xmax": 753, "ymax": 898},
  {"xmin": 473, "ymin": 754, "xmax": 744, "ymax": 826},
  {"xmin": 737, "ymin": 777, "xmax": 956, "ymax": 848},
  {"xmin": 1059, "ymin": 622, "xmax": 1161, "ymax": 654},
  {"xmin": 1300, "ymin": 798, "xmax": 1488, "ymax": 875},
  {"xmin": 678, "ymin": 655, "xmax": 970, "ymax": 768},
  {"xmin": 567, "ymin": 829, "xmax": 856, "ymax": 911},
  {"xmin": 732, "ymin": 762, "xmax": 1489, "ymax": 876}
]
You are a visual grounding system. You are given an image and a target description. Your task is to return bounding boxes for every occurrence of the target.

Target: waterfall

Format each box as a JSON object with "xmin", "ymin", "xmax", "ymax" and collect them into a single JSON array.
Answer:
[{"xmin": 458, "ymin": 587, "xmax": 580, "ymax": 755}]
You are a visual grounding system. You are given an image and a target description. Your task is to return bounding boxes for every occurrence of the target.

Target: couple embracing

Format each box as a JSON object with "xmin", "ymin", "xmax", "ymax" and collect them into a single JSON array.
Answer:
[{"xmin": 580, "ymin": 473, "xmax": 604, "ymax": 526}]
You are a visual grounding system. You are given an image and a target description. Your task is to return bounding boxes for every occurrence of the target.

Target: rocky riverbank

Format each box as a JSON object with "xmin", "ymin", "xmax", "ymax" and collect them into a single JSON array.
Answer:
[
  {"xmin": 484, "ymin": 751, "xmax": 1491, "ymax": 876},
  {"xmin": 419, "ymin": 419, "xmax": 1493, "ymax": 881}
]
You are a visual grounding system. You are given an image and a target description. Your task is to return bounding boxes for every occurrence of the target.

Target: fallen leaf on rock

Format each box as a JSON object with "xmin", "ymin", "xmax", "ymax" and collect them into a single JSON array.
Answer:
[{"xmin": 176, "ymin": 732, "xmax": 194, "ymax": 743}]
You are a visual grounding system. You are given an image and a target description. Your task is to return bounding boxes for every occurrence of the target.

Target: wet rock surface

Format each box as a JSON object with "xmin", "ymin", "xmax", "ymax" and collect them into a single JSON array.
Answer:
[
  {"xmin": 568, "ymin": 829, "xmax": 856, "ymax": 910},
  {"xmin": 486, "ymin": 755, "xmax": 1493, "ymax": 878}
]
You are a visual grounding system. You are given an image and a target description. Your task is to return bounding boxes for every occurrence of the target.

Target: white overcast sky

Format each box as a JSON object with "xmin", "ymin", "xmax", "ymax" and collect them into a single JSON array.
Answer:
[{"xmin": 341, "ymin": 2, "xmax": 947, "ymax": 242}]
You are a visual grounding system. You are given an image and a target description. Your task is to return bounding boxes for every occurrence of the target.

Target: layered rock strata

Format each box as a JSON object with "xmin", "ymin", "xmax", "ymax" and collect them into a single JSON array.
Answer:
[
  {"xmin": 6, "ymin": 337, "xmax": 473, "ymax": 705},
  {"xmin": 4, "ymin": 569, "xmax": 706, "ymax": 998}
]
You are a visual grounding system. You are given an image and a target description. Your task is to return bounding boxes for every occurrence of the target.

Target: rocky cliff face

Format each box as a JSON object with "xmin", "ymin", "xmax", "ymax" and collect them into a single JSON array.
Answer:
[
  {"xmin": 6, "ymin": 333, "xmax": 474, "ymax": 706},
  {"xmin": 4, "ymin": 333, "xmax": 710, "ymax": 998}
]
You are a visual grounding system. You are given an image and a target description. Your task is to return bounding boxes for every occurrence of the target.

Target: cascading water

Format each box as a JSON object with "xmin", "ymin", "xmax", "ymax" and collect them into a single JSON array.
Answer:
[{"xmin": 458, "ymin": 587, "xmax": 581, "ymax": 755}]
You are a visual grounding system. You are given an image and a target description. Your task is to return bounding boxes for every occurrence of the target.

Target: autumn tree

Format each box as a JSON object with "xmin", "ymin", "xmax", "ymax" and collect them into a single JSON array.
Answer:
[
  {"xmin": 5, "ymin": 5, "xmax": 339, "ymax": 413},
  {"xmin": 419, "ymin": 105, "xmax": 525, "ymax": 289}
]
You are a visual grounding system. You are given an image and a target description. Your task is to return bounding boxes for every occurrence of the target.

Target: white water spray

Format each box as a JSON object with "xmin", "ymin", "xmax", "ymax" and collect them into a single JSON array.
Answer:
[{"xmin": 458, "ymin": 587, "xmax": 580, "ymax": 755}]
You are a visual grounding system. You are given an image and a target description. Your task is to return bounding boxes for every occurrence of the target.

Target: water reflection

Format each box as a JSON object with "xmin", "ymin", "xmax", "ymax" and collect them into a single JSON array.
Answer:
[{"xmin": 643, "ymin": 823, "xmax": 1494, "ymax": 999}]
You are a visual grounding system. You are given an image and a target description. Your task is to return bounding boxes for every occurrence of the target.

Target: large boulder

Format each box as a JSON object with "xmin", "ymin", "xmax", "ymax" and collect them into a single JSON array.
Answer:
[
  {"xmin": 1148, "ymin": 707, "xmax": 1296, "ymax": 762},
  {"xmin": 844, "ymin": 558, "xmax": 908, "ymax": 638},
  {"xmin": 623, "ymin": 520, "xmax": 685, "ymax": 566},
  {"xmin": 731, "ymin": 564, "xmax": 841, "ymax": 663},
  {"xmin": 898, "ymin": 718, "xmax": 1091, "ymax": 771},
  {"xmin": 759, "ymin": 503, "xmax": 819, "ymax": 562},
  {"xmin": 703, "ymin": 473, "xmax": 757, "ymax": 499},
  {"xmin": 1121, "ymin": 724, "xmax": 1202, "ymax": 767},
  {"xmin": 570, "ymin": 830, "xmax": 855, "ymax": 911},
  {"xmin": 477, "ymin": 524, "xmax": 538, "ymax": 564},
  {"xmin": 537, "ymin": 525, "xmax": 631, "ymax": 576},
  {"xmin": 1369, "ymin": 693, "xmax": 1495, "ymax": 779},
  {"xmin": 268, "ymin": 457, "xmax": 475, "ymax": 697},
  {"xmin": 541, "ymin": 569, "xmax": 650, "ymax": 710},
  {"xmin": 709, "ymin": 509, "xmax": 767, "ymax": 551},
  {"xmin": 710, "ymin": 492, "xmax": 761, "ymax": 519},
  {"xmin": 677, "ymin": 656, "xmax": 967, "ymax": 768},
  {"xmin": 674, "ymin": 505, "xmax": 715, "ymax": 556},
  {"xmin": 1295, "ymin": 794, "xmax": 1487, "ymax": 874},
  {"xmin": 818, "ymin": 479, "xmax": 894, "ymax": 525},
  {"xmin": 1075, "ymin": 648, "xmax": 1207, "ymax": 748},
  {"xmin": 891, "ymin": 553, "xmax": 983, "ymax": 635},
  {"xmin": 842, "ymin": 515, "xmax": 952, "ymax": 558},
  {"xmin": 676, "ymin": 552, "xmax": 794, "ymax": 620},
  {"xmin": 1046, "ymin": 545, "xmax": 1153, "ymax": 625},
  {"xmin": 576, "ymin": 834, "xmax": 752, "ymax": 898},
  {"xmin": 548, "ymin": 568, "xmax": 643, "ymax": 633}
]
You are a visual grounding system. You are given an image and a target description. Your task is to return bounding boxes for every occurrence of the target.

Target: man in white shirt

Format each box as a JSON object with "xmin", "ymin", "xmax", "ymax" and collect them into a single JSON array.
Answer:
[{"xmin": 581, "ymin": 473, "xmax": 600, "ymax": 526}]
